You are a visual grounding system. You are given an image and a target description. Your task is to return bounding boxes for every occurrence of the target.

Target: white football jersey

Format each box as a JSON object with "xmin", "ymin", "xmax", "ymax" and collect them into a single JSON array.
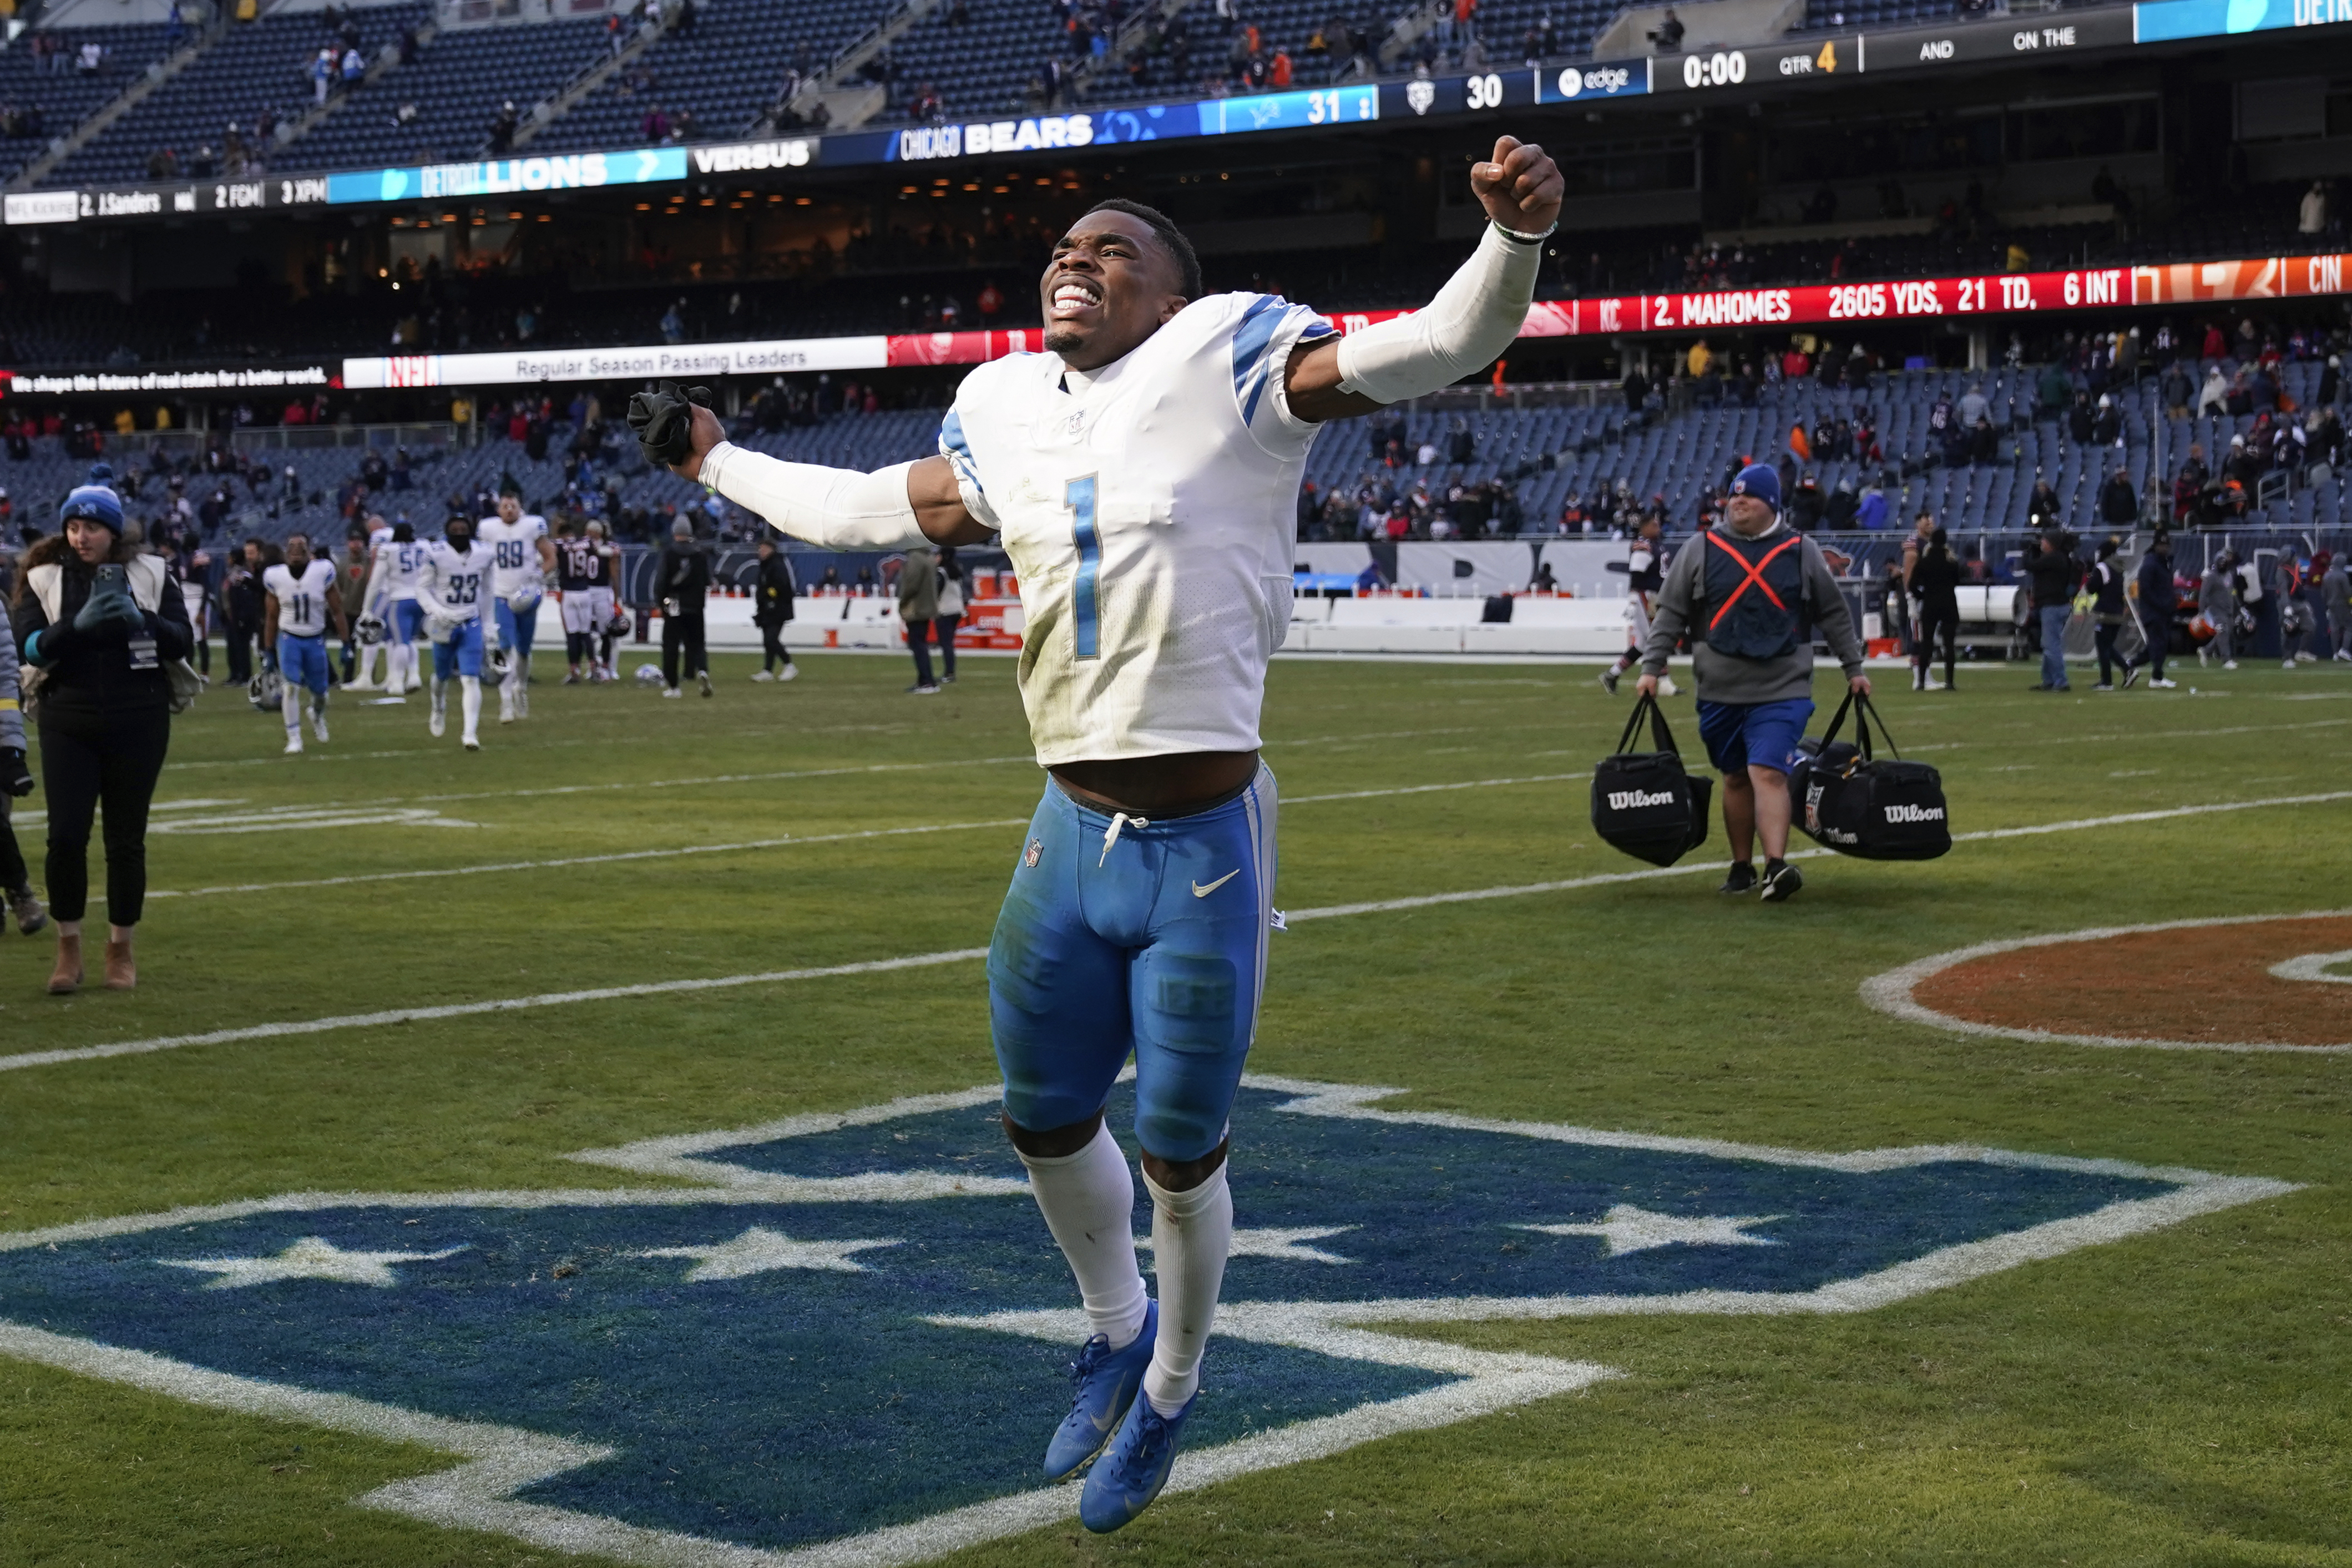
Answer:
[
  {"xmin": 479, "ymin": 513, "xmax": 549, "ymax": 599},
  {"xmin": 380, "ymin": 538, "xmax": 429, "ymax": 601},
  {"xmin": 262, "ymin": 559, "xmax": 337, "ymax": 639},
  {"xmin": 420, "ymin": 539, "xmax": 494, "ymax": 622},
  {"xmin": 940, "ymin": 292, "xmax": 1335, "ymax": 765}
]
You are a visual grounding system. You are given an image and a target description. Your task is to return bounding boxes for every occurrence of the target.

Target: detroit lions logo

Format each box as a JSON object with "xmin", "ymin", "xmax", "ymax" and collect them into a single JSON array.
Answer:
[{"xmin": 0, "ymin": 1077, "xmax": 2290, "ymax": 1565}]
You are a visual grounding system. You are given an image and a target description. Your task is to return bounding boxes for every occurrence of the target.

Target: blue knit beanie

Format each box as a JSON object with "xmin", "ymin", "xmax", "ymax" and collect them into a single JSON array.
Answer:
[
  {"xmin": 1728, "ymin": 462, "xmax": 1781, "ymax": 512},
  {"xmin": 59, "ymin": 463, "xmax": 124, "ymax": 533}
]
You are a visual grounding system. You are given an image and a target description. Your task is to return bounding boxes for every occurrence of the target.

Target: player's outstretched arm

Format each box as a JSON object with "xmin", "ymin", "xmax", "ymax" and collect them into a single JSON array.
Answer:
[
  {"xmin": 1284, "ymin": 135, "xmax": 1562, "ymax": 423},
  {"xmin": 652, "ymin": 400, "xmax": 992, "ymax": 547}
]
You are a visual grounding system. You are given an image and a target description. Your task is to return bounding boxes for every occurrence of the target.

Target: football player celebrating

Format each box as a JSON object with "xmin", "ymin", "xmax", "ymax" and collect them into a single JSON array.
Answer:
[
  {"xmin": 261, "ymin": 532, "xmax": 348, "ymax": 755},
  {"xmin": 478, "ymin": 491, "xmax": 555, "ymax": 723},
  {"xmin": 555, "ymin": 517, "xmax": 621, "ymax": 684},
  {"xmin": 418, "ymin": 514, "xmax": 494, "ymax": 751},
  {"xmin": 638, "ymin": 135, "xmax": 1562, "ymax": 1534}
]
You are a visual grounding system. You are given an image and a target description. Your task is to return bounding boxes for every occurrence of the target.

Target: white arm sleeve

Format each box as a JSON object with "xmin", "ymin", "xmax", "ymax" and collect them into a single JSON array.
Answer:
[
  {"xmin": 1333, "ymin": 223, "xmax": 1542, "ymax": 404},
  {"xmin": 700, "ymin": 443, "xmax": 928, "ymax": 552}
]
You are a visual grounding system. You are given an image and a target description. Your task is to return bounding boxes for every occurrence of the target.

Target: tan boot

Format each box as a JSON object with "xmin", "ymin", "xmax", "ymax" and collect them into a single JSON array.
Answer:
[
  {"xmin": 47, "ymin": 932, "xmax": 82, "ymax": 995},
  {"xmin": 104, "ymin": 936, "xmax": 135, "ymax": 992}
]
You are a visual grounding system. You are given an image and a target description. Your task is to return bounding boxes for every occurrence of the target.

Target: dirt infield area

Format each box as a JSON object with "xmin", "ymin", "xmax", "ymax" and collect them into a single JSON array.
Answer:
[{"xmin": 1911, "ymin": 914, "xmax": 2352, "ymax": 1049}]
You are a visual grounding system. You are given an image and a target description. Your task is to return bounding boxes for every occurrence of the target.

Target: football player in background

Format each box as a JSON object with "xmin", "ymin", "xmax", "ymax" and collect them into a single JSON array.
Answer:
[
  {"xmin": 418, "ymin": 514, "xmax": 493, "ymax": 751},
  {"xmin": 479, "ymin": 490, "xmax": 555, "ymax": 723},
  {"xmin": 556, "ymin": 517, "xmax": 621, "ymax": 684},
  {"xmin": 261, "ymin": 532, "xmax": 348, "ymax": 755},
  {"xmin": 1600, "ymin": 513, "xmax": 1676, "ymax": 696},
  {"xmin": 640, "ymin": 134, "xmax": 1562, "ymax": 1532},
  {"xmin": 363, "ymin": 519, "xmax": 431, "ymax": 697}
]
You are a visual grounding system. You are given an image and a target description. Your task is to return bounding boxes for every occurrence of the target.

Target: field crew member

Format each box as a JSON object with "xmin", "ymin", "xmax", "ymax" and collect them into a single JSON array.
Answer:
[{"xmin": 1635, "ymin": 463, "xmax": 1868, "ymax": 904}]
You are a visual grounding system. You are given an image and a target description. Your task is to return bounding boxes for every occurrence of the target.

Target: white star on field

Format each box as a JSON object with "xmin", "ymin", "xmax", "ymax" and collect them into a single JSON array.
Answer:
[
  {"xmin": 1137, "ymin": 1225, "xmax": 1359, "ymax": 1266},
  {"xmin": 1520, "ymin": 1205, "xmax": 1786, "ymax": 1257},
  {"xmin": 633, "ymin": 1226, "xmax": 903, "ymax": 1282},
  {"xmin": 160, "ymin": 1236, "xmax": 469, "ymax": 1289}
]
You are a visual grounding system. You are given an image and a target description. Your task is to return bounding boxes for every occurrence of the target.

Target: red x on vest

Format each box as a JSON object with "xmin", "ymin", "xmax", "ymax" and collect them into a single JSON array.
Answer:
[{"xmin": 1704, "ymin": 531, "xmax": 1800, "ymax": 633}]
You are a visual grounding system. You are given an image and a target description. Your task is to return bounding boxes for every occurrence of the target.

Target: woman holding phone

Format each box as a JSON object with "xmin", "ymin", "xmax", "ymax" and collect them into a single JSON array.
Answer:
[{"xmin": 11, "ymin": 469, "xmax": 193, "ymax": 993}]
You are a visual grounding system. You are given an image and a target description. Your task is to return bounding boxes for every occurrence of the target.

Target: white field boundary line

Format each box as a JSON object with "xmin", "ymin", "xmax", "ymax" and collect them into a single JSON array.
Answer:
[
  {"xmin": 140, "ymin": 773, "xmax": 1596, "ymax": 901},
  {"xmin": 16, "ymin": 789, "xmax": 2350, "ymax": 1077},
  {"xmin": 1858, "ymin": 909, "xmax": 2352, "ymax": 1055},
  {"xmin": 1280, "ymin": 789, "xmax": 2352, "ymax": 920},
  {"xmin": 0, "ymin": 1075, "xmax": 2292, "ymax": 1568}
]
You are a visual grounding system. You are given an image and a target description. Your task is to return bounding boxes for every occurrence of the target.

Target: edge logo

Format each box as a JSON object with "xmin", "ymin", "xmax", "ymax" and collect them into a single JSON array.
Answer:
[
  {"xmin": 1557, "ymin": 65, "xmax": 1633, "ymax": 97},
  {"xmin": 0, "ymin": 1076, "xmax": 2289, "ymax": 1565}
]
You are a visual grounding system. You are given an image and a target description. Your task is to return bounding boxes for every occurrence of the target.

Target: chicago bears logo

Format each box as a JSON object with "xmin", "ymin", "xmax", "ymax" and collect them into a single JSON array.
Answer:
[{"xmin": 0, "ymin": 1076, "xmax": 2290, "ymax": 1565}]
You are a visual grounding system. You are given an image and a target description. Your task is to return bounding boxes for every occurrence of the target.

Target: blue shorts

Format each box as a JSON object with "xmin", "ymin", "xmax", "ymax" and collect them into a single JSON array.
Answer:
[
  {"xmin": 431, "ymin": 617, "xmax": 485, "ymax": 681},
  {"xmin": 392, "ymin": 599, "xmax": 427, "ymax": 643},
  {"xmin": 1697, "ymin": 697, "xmax": 1815, "ymax": 775},
  {"xmin": 277, "ymin": 632, "xmax": 330, "ymax": 694},
  {"xmin": 989, "ymin": 769, "xmax": 1278, "ymax": 1164},
  {"xmin": 495, "ymin": 595, "xmax": 540, "ymax": 656}
]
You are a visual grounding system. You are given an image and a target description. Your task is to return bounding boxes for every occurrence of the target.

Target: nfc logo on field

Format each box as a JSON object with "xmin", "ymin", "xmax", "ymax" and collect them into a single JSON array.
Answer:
[{"xmin": 0, "ymin": 1077, "xmax": 2288, "ymax": 1565}]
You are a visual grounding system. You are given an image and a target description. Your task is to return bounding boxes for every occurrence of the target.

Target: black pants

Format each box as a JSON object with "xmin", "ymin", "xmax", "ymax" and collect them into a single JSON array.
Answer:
[
  {"xmin": 909, "ymin": 616, "xmax": 959, "ymax": 686},
  {"xmin": 225, "ymin": 622, "xmax": 256, "ymax": 685},
  {"xmin": 760, "ymin": 619, "xmax": 794, "ymax": 671},
  {"xmin": 906, "ymin": 618, "xmax": 934, "ymax": 687},
  {"xmin": 1916, "ymin": 605, "xmax": 1958, "ymax": 687},
  {"xmin": 933, "ymin": 614, "xmax": 959, "ymax": 680},
  {"xmin": 2093, "ymin": 618, "xmax": 2133, "ymax": 685},
  {"xmin": 0, "ymin": 795, "xmax": 29, "ymax": 895},
  {"xmin": 190, "ymin": 628, "xmax": 210, "ymax": 677},
  {"xmin": 2138, "ymin": 610, "xmax": 2169, "ymax": 682},
  {"xmin": 38, "ymin": 702, "xmax": 171, "ymax": 927},
  {"xmin": 661, "ymin": 610, "xmax": 706, "ymax": 689}
]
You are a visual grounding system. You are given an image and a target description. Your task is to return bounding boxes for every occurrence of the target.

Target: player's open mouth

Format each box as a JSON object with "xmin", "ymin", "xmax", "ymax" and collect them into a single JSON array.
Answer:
[{"xmin": 1049, "ymin": 279, "xmax": 1103, "ymax": 320}]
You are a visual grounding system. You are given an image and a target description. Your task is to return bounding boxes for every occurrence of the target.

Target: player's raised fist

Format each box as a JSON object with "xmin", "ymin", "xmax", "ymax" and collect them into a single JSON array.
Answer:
[{"xmin": 1470, "ymin": 136, "xmax": 1563, "ymax": 236}]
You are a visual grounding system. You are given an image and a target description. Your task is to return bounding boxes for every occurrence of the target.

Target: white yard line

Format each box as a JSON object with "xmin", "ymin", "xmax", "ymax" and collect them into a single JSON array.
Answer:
[
  {"xmin": 141, "ymin": 773, "xmax": 1595, "ymax": 901},
  {"xmin": 147, "ymin": 820, "xmax": 1034, "ymax": 901},
  {"xmin": 14, "ymin": 790, "xmax": 2349, "ymax": 1076}
]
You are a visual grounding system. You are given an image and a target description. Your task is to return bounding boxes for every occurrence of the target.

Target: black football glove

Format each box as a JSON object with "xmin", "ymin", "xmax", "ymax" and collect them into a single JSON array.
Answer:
[
  {"xmin": 626, "ymin": 380, "xmax": 714, "ymax": 469},
  {"xmin": 0, "ymin": 747, "xmax": 31, "ymax": 798}
]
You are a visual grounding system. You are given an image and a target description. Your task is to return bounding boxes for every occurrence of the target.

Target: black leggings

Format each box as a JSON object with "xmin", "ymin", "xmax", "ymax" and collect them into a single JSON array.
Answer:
[
  {"xmin": 1916, "ymin": 605, "xmax": 1958, "ymax": 686},
  {"xmin": 38, "ymin": 703, "xmax": 171, "ymax": 927},
  {"xmin": 2093, "ymin": 619, "xmax": 2134, "ymax": 685},
  {"xmin": 0, "ymin": 795, "xmax": 29, "ymax": 894}
]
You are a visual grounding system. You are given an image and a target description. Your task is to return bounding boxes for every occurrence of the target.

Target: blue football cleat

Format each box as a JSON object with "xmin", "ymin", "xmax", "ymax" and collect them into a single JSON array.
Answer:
[
  {"xmin": 1043, "ymin": 1301, "xmax": 1157, "ymax": 1481},
  {"xmin": 1078, "ymin": 1385, "xmax": 1195, "ymax": 1533}
]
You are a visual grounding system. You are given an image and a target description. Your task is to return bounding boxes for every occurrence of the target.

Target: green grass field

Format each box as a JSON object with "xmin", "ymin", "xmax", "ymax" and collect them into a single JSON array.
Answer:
[{"xmin": 1, "ymin": 648, "xmax": 2346, "ymax": 1567}]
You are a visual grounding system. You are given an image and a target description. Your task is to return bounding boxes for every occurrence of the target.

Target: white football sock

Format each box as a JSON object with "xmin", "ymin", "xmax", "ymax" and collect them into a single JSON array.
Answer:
[
  {"xmin": 1141, "ymin": 1162, "xmax": 1232, "ymax": 1416},
  {"xmin": 1017, "ymin": 1124, "xmax": 1148, "ymax": 1351},
  {"xmin": 459, "ymin": 675, "xmax": 482, "ymax": 741},
  {"xmin": 356, "ymin": 644, "xmax": 381, "ymax": 685},
  {"xmin": 280, "ymin": 684, "xmax": 301, "ymax": 736},
  {"xmin": 390, "ymin": 640, "xmax": 413, "ymax": 690}
]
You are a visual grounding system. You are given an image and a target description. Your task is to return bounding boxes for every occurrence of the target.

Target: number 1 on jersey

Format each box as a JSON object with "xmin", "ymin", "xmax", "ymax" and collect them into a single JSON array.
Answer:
[{"xmin": 1066, "ymin": 474, "xmax": 1099, "ymax": 661}]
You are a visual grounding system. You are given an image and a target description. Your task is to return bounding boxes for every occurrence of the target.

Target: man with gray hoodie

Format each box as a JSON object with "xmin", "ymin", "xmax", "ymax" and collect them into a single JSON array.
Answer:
[
  {"xmin": 2198, "ymin": 552, "xmax": 2238, "ymax": 669},
  {"xmin": 1637, "ymin": 463, "xmax": 1869, "ymax": 904},
  {"xmin": 2322, "ymin": 552, "xmax": 2351, "ymax": 661}
]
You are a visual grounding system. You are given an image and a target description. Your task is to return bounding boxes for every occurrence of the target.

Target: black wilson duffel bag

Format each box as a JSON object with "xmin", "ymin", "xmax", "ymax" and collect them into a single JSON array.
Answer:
[
  {"xmin": 1592, "ymin": 693, "xmax": 1713, "ymax": 867},
  {"xmin": 1789, "ymin": 692, "xmax": 1951, "ymax": 861}
]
